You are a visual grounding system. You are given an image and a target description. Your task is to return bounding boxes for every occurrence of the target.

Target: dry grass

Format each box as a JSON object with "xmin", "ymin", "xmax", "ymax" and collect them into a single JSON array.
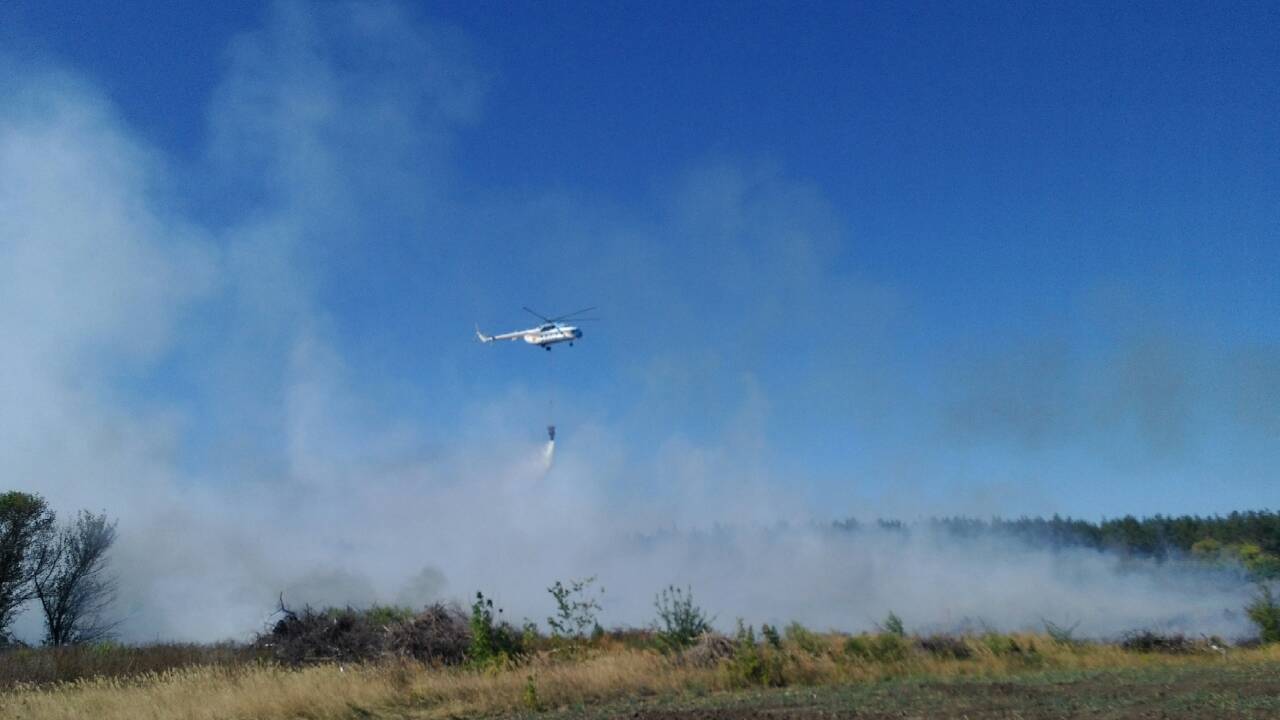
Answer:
[
  {"xmin": 3, "ymin": 636, "xmax": 1279, "ymax": 720},
  {"xmin": 0, "ymin": 652, "xmax": 693, "ymax": 720},
  {"xmin": 0, "ymin": 643, "xmax": 266, "ymax": 691}
]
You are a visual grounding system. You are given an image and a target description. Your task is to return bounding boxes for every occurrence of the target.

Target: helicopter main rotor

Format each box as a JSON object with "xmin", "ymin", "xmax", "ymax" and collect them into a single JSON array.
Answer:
[{"xmin": 523, "ymin": 306, "xmax": 599, "ymax": 324}]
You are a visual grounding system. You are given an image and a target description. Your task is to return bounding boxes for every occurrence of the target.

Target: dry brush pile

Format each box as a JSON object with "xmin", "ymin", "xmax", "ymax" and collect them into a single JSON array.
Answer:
[{"xmin": 257, "ymin": 602, "xmax": 472, "ymax": 667}]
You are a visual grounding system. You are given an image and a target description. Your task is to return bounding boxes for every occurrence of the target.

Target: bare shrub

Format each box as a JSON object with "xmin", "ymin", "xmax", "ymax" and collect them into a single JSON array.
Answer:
[
  {"xmin": 1120, "ymin": 630, "xmax": 1194, "ymax": 654},
  {"xmin": 384, "ymin": 603, "xmax": 470, "ymax": 665},
  {"xmin": 1042, "ymin": 619, "xmax": 1082, "ymax": 645},
  {"xmin": 34, "ymin": 512, "xmax": 118, "ymax": 645},
  {"xmin": 680, "ymin": 631, "xmax": 734, "ymax": 667},
  {"xmin": 258, "ymin": 598, "xmax": 477, "ymax": 667},
  {"xmin": 258, "ymin": 602, "xmax": 383, "ymax": 666},
  {"xmin": 916, "ymin": 633, "xmax": 972, "ymax": 660}
]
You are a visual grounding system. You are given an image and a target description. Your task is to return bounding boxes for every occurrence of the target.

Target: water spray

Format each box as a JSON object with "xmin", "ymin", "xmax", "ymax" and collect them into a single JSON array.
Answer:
[{"xmin": 543, "ymin": 424, "xmax": 556, "ymax": 467}]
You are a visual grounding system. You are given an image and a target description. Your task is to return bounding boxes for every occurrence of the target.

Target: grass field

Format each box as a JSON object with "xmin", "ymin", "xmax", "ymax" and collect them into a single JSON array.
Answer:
[
  {"xmin": 2, "ymin": 634, "xmax": 1279, "ymax": 720},
  {"xmin": 540, "ymin": 664, "xmax": 1280, "ymax": 720}
]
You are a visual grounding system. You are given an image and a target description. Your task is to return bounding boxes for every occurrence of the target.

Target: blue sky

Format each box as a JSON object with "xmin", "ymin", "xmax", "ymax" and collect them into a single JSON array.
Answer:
[{"xmin": 4, "ymin": 0, "xmax": 1279, "ymax": 525}]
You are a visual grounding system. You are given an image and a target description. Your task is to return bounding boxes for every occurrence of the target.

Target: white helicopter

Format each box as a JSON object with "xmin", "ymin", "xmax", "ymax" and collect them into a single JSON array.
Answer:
[{"xmin": 475, "ymin": 306, "xmax": 596, "ymax": 350}]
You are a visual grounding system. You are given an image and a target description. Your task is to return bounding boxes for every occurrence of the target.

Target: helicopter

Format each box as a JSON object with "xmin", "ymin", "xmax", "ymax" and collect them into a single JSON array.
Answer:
[{"xmin": 475, "ymin": 306, "xmax": 596, "ymax": 350}]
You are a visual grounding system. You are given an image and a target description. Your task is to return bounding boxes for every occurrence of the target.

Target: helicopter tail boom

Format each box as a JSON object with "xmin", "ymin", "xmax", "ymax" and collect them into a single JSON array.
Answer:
[{"xmin": 476, "ymin": 325, "xmax": 526, "ymax": 343}]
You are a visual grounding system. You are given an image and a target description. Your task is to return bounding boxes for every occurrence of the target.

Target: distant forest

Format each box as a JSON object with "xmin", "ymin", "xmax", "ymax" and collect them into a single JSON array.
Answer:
[{"xmin": 833, "ymin": 511, "xmax": 1280, "ymax": 578}]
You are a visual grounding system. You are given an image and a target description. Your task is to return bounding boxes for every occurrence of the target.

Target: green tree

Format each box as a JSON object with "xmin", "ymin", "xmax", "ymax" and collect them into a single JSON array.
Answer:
[
  {"xmin": 0, "ymin": 492, "xmax": 56, "ymax": 643},
  {"xmin": 1247, "ymin": 583, "xmax": 1280, "ymax": 643},
  {"xmin": 1238, "ymin": 543, "xmax": 1264, "ymax": 564},
  {"xmin": 1190, "ymin": 538, "xmax": 1222, "ymax": 559}
]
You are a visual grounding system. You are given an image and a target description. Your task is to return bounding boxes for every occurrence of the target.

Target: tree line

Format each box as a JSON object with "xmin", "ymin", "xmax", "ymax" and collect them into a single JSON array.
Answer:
[
  {"xmin": 0, "ymin": 492, "xmax": 117, "ymax": 646},
  {"xmin": 835, "ymin": 511, "xmax": 1280, "ymax": 576}
]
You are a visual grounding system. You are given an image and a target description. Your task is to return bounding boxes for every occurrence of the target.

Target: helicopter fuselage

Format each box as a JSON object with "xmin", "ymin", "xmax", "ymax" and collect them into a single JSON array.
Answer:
[
  {"xmin": 476, "ymin": 322, "xmax": 582, "ymax": 349},
  {"xmin": 524, "ymin": 324, "xmax": 582, "ymax": 347}
]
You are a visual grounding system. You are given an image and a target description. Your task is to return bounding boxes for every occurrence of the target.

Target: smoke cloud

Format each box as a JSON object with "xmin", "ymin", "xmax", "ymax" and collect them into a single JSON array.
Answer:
[{"xmin": 1, "ymin": 3, "xmax": 1271, "ymax": 642}]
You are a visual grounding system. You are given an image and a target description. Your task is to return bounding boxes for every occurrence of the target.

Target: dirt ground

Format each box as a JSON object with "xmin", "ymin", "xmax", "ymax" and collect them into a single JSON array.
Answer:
[{"xmin": 538, "ymin": 663, "xmax": 1280, "ymax": 720}]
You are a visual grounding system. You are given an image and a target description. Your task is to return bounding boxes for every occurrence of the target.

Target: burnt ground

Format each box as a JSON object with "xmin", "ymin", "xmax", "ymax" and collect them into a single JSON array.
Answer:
[{"xmin": 531, "ymin": 663, "xmax": 1280, "ymax": 720}]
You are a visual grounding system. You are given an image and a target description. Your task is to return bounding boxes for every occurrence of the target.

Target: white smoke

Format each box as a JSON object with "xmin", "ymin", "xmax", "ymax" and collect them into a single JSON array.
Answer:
[{"xmin": 0, "ymin": 3, "xmax": 1268, "ymax": 644}]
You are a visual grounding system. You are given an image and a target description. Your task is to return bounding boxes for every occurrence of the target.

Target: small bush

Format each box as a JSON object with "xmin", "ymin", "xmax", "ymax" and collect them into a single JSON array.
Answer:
[
  {"xmin": 761, "ymin": 623, "xmax": 782, "ymax": 650},
  {"xmin": 1120, "ymin": 630, "xmax": 1193, "ymax": 654},
  {"xmin": 842, "ymin": 634, "xmax": 870, "ymax": 661},
  {"xmin": 723, "ymin": 621, "xmax": 786, "ymax": 688},
  {"xmin": 881, "ymin": 612, "xmax": 905, "ymax": 637},
  {"xmin": 546, "ymin": 576, "xmax": 604, "ymax": 641},
  {"xmin": 1247, "ymin": 583, "xmax": 1280, "ymax": 643},
  {"xmin": 784, "ymin": 622, "xmax": 826, "ymax": 656},
  {"xmin": 916, "ymin": 633, "xmax": 972, "ymax": 660},
  {"xmin": 364, "ymin": 605, "xmax": 416, "ymax": 628},
  {"xmin": 468, "ymin": 592, "xmax": 526, "ymax": 668},
  {"xmin": 980, "ymin": 632, "xmax": 1023, "ymax": 657},
  {"xmin": 843, "ymin": 632, "xmax": 908, "ymax": 663},
  {"xmin": 522, "ymin": 674, "xmax": 541, "ymax": 711},
  {"xmin": 653, "ymin": 585, "xmax": 712, "ymax": 653}
]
